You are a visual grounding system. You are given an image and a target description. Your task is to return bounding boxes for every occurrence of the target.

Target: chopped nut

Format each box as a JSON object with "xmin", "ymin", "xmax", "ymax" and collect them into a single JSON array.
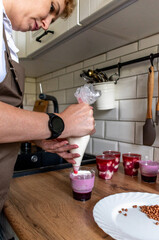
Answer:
[
  {"xmin": 140, "ymin": 205, "xmax": 159, "ymax": 222},
  {"xmin": 118, "ymin": 204, "xmax": 159, "ymax": 226},
  {"xmin": 133, "ymin": 205, "xmax": 137, "ymax": 208}
]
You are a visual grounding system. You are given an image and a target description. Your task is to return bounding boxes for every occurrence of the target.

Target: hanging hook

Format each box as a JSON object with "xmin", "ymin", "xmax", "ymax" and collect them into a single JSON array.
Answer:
[
  {"xmin": 108, "ymin": 62, "xmax": 121, "ymax": 84},
  {"xmin": 149, "ymin": 53, "xmax": 154, "ymax": 73},
  {"xmin": 118, "ymin": 62, "xmax": 121, "ymax": 77},
  {"xmin": 113, "ymin": 62, "xmax": 121, "ymax": 84},
  {"xmin": 150, "ymin": 53, "xmax": 154, "ymax": 66}
]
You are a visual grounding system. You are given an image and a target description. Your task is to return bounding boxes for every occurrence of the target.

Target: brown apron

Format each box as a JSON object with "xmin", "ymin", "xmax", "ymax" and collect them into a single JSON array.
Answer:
[{"xmin": 0, "ymin": 27, "xmax": 25, "ymax": 212}]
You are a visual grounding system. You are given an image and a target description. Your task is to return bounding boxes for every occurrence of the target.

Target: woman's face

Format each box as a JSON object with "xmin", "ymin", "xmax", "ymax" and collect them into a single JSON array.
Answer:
[{"xmin": 6, "ymin": 0, "xmax": 66, "ymax": 31}]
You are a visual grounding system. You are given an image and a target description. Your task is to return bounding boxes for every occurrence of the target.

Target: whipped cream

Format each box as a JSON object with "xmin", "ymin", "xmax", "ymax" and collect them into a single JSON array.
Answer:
[{"xmin": 72, "ymin": 170, "xmax": 91, "ymax": 176}]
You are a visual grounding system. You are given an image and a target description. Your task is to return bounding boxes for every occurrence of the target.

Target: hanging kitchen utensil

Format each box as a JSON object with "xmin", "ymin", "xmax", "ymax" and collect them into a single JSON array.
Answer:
[
  {"xmin": 156, "ymin": 71, "xmax": 159, "ymax": 125},
  {"xmin": 80, "ymin": 70, "xmax": 95, "ymax": 83},
  {"xmin": 143, "ymin": 63, "xmax": 156, "ymax": 146},
  {"xmin": 96, "ymin": 72, "xmax": 108, "ymax": 82},
  {"xmin": 88, "ymin": 69, "xmax": 102, "ymax": 83}
]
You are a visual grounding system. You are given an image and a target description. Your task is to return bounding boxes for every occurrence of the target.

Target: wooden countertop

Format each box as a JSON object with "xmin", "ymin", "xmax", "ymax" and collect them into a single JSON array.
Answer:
[{"xmin": 3, "ymin": 164, "xmax": 159, "ymax": 240}]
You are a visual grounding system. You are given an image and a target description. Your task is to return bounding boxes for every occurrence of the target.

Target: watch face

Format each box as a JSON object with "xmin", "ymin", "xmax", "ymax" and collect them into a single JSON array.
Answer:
[{"xmin": 52, "ymin": 116, "xmax": 64, "ymax": 133}]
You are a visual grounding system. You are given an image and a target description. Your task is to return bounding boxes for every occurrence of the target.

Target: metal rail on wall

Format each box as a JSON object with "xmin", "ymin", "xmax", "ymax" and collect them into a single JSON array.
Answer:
[
  {"xmin": 95, "ymin": 52, "xmax": 158, "ymax": 73},
  {"xmin": 80, "ymin": 53, "xmax": 159, "ymax": 84}
]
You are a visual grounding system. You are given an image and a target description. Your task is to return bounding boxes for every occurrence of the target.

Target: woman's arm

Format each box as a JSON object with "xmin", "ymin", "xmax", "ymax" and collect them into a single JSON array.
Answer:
[
  {"xmin": 0, "ymin": 101, "xmax": 95, "ymax": 143},
  {"xmin": 0, "ymin": 101, "xmax": 50, "ymax": 143}
]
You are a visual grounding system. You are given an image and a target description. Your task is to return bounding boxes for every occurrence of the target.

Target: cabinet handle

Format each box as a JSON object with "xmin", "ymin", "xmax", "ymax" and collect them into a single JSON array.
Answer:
[{"xmin": 36, "ymin": 30, "xmax": 54, "ymax": 43}]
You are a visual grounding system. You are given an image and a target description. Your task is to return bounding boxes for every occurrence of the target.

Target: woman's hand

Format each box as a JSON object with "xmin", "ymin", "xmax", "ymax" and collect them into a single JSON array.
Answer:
[
  {"xmin": 57, "ymin": 103, "xmax": 95, "ymax": 138},
  {"xmin": 33, "ymin": 139, "xmax": 80, "ymax": 164}
]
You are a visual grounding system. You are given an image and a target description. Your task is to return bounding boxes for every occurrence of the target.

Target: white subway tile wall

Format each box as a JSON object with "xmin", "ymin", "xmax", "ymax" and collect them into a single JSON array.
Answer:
[
  {"xmin": 106, "ymin": 121, "xmax": 135, "ymax": 143},
  {"xmin": 59, "ymin": 73, "xmax": 74, "ymax": 90},
  {"xmin": 107, "ymin": 43, "xmax": 138, "ymax": 60},
  {"xmin": 23, "ymin": 78, "xmax": 36, "ymax": 111},
  {"xmin": 135, "ymin": 122, "xmax": 144, "ymax": 145},
  {"xmin": 84, "ymin": 54, "xmax": 106, "ymax": 68},
  {"xmin": 66, "ymin": 62, "xmax": 83, "ymax": 73},
  {"xmin": 24, "ymin": 82, "xmax": 36, "ymax": 94},
  {"xmin": 93, "ymin": 120, "xmax": 105, "ymax": 139},
  {"xmin": 74, "ymin": 69, "xmax": 86, "ymax": 87},
  {"xmin": 94, "ymin": 101, "xmax": 119, "ymax": 121},
  {"xmin": 119, "ymin": 142, "xmax": 153, "ymax": 161},
  {"xmin": 92, "ymin": 138, "xmax": 118, "ymax": 155},
  {"xmin": 154, "ymin": 148, "xmax": 159, "ymax": 163},
  {"xmin": 66, "ymin": 88, "xmax": 77, "ymax": 104},
  {"xmin": 85, "ymin": 138, "xmax": 92, "ymax": 155},
  {"xmin": 139, "ymin": 34, "xmax": 159, "ymax": 50},
  {"xmin": 115, "ymin": 76, "xmax": 137, "ymax": 100},
  {"xmin": 120, "ymin": 99, "xmax": 156, "ymax": 121},
  {"xmin": 137, "ymin": 72, "xmax": 158, "ymax": 98},
  {"xmin": 23, "ymin": 33, "xmax": 159, "ymax": 162}
]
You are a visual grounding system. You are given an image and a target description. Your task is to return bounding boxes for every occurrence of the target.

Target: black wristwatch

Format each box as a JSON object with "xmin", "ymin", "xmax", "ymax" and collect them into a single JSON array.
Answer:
[{"xmin": 47, "ymin": 113, "xmax": 64, "ymax": 139}]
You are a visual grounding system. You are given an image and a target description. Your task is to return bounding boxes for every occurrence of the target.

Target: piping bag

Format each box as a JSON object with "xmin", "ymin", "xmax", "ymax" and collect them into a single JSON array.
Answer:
[{"xmin": 68, "ymin": 84, "xmax": 101, "ymax": 174}]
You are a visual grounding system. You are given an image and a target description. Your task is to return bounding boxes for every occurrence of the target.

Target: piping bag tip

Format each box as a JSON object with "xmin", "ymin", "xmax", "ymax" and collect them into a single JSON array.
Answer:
[{"xmin": 73, "ymin": 166, "xmax": 80, "ymax": 174}]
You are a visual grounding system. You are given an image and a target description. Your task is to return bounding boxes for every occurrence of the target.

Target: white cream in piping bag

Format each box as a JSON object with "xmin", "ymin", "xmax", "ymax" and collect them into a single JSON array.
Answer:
[
  {"xmin": 68, "ymin": 135, "xmax": 90, "ymax": 174},
  {"xmin": 68, "ymin": 84, "xmax": 101, "ymax": 174}
]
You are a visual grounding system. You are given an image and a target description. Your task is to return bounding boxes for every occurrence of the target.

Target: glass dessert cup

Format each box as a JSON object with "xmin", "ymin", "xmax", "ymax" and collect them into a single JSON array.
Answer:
[
  {"xmin": 103, "ymin": 150, "xmax": 121, "ymax": 172},
  {"xmin": 69, "ymin": 166, "xmax": 95, "ymax": 201},
  {"xmin": 96, "ymin": 154, "xmax": 115, "ymax": 180},
  {"xmin": 139, "ymin": 160, "xmax": 159, "ymax": 183},
  {"xmin": 122, "ymin": 153, "xmax": 141, "ymax": 176}
]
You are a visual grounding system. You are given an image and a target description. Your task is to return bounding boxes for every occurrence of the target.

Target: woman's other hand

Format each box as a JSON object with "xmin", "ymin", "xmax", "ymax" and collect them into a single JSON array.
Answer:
[{"xmin": 33, "ymin": 139, "xmax": 79, "ymax": 164}]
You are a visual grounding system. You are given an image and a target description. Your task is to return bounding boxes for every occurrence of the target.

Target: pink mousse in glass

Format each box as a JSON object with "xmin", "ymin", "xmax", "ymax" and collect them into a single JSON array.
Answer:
[
  {"xmin": 122, "ymin": 153, "xmax": 141, "ymax": 176},
  {"xmin": 69, "ymin": 167, "xmax": 95, "ymax": 201},
  {"xmin": 96, "ymin": 154, "xmax": 115, "ymax": 180},
  {"xmin": 103, "ymin": 150, "xmax": 121, "ymax": 172},
  {"xmin": 139, "ymin": 160, "xmax": 159, "ymax": 183}
]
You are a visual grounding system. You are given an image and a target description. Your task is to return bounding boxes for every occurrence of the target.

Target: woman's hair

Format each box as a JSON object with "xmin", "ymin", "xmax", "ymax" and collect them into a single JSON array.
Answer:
[{"xmin": 61, "ymin": 0, "xmax": 76, "ymax": 18}]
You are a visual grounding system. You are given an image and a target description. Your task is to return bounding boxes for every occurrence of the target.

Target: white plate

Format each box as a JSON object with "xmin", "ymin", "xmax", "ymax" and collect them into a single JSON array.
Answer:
[{"xmin": 93, "ymin": 192, "xmax": 159, "ymax": 240}]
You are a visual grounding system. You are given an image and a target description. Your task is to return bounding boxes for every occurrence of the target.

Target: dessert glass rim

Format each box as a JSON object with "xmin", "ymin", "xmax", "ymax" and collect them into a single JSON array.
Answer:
[
  {"xmin": 122, "ymin": 153, "xmax": 141, "ymax": 158},
  {"xmin": 96, "ymin": 155, "xmax": 115, "ymax": 161}
]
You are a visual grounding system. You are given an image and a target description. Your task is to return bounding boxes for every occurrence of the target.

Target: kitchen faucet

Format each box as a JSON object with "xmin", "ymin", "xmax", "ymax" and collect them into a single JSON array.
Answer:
[
  {"xmin": 39, "ymin": 83, "xmax": 59, "ymax": 113},
  {"xmin": 39, "ymin": 93, "xmax": 59, "ymax": 113}
]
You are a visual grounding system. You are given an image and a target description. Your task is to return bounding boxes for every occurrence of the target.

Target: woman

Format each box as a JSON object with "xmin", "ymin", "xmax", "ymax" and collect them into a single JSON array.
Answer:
[{"xmin": 0, "ymin": 0, "xmax": 95, "ymax": 215}]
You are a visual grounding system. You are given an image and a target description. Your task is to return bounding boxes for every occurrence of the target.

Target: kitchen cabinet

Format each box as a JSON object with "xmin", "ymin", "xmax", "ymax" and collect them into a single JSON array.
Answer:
[
  {"xmin": 79, "ymin": 0, "xmax": 136, "ymax": 25},
  {"xmin": 22, "ymin": 0, "xmax": 131, "ymax": 57},
  {"xmin": 15, "ymin": 0, "xmax": 159, "ymax": 78},
  {"xmin": 26, "ymin": 2, "xmax": 81, "ymax": 57},
  {"xmin": 12, "ymin": 30, "xmax": 27, "ymax": 58},
  {"xmin": 79, "ymin": 0, "xmax": 112, "ymax": 23},
  {"xmin": 26, "ymin": 18, "xmax": 69, "ymax": 57},
  {"xmin": 13, "ymin": 0, "xmax": 137, "ymax": 60},
  {"xmin": 13, "ymin": 1, "xmax": 81, "ymax": 58}
]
